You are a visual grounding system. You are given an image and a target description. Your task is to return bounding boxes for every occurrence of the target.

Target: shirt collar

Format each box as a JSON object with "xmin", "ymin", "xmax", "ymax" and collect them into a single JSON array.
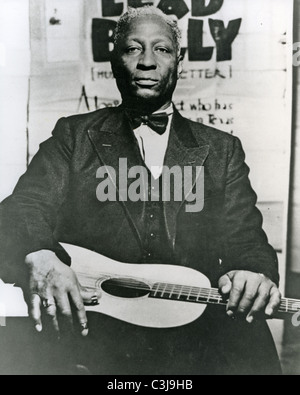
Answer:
[{"xmin": 153, "ymin": 103, "xmax": 174, "ymax": 116}]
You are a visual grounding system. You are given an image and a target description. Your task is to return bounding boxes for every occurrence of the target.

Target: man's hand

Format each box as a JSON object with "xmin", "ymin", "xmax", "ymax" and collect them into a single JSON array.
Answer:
[
  {"xmin": 219, "ymin": 270, "xmax": 281, "ymax": 323},
  {"xmin": 25, "ymin": 250, "xmax": 98, "ymax": 337}
]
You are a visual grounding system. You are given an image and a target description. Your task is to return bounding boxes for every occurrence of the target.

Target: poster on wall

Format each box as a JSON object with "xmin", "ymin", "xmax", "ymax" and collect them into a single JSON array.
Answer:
[{"xmin": 83, "ymin": 0, "xmax": 291, "ymax": 133}]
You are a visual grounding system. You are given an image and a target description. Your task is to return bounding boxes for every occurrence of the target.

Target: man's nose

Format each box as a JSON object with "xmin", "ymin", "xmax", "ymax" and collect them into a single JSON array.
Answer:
[{"xmin": 137, "ymin": 49, "xmax": 157, "ymax": 69}]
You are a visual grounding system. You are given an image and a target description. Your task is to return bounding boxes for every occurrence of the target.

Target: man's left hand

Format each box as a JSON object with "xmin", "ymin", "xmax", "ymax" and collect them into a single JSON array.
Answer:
[{"xmin": 218, "ymin": 271, "xmax": 281, "ymax": 323}]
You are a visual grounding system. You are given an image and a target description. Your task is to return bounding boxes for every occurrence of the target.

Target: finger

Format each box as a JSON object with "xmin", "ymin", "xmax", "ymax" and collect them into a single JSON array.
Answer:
[
  {"xmin": 235, "ymin": 280, "xmax": 260, "ymax": 317},
  {"xmin": 70, "ymin": 286, "xmax": 89, "ymax": 337},
  {"xmin": 246, "ymin": 283, "xmax": 271, "ymax": 323},
  {"xmin": 218, "ymin": 274, "xmax": 232, "ymax": 295},
  {"xmin": 31, "ymin": 294, "xmax": 42, "ymax": 332},
  {"xmin": 265, "ymin": 286, "xmax": 281, "ymax": 317},
  {"xmin": 42, "ymin": 298, "xmax": 59, "ymax": 334},
  {"xmin": 55, "ymin": 293, "xmax": 74, "ymax": 332},
  {"xmin": 227, "ymin": 275, "xmax": 246, "ymax": 316}
]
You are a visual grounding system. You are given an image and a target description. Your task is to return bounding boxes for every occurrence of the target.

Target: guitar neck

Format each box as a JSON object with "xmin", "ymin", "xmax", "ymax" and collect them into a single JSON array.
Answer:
[{"xmin": 150, "ymin": 282, "xmax": 300, "ymax": 316}]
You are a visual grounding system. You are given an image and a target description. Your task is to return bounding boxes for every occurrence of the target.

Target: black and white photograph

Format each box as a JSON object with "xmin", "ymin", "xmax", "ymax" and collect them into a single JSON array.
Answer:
[{"xmin": 0, "ymin": 0, "xmax": 299, "ymax": 377}]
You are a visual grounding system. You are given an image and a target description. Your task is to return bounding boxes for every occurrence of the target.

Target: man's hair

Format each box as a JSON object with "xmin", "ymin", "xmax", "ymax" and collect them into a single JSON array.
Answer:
[{"xmin": 113, "ymin": 6, "xmax": 182, "ymax": 54}]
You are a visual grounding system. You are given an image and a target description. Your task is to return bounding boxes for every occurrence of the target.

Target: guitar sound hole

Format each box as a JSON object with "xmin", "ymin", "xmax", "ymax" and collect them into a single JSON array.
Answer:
[{"xmin": 101, "ymin": 278, "xmax": 151, "ymax": 298}]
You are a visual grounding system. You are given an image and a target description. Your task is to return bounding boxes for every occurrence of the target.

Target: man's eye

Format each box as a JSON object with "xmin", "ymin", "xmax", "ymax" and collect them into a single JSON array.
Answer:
[
  {"xmin": 126, "ymin": 47, "xmax": 141, "ymax": 54},
  {"xmin": 156, "ymin": 47, "xmax": 170, "ymax": 54}
]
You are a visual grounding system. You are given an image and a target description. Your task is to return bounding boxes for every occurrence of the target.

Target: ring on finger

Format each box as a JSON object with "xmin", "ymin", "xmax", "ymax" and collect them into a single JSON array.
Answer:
[{"xmin": 42, "ymin": 299, "xmax": 55, "ymax": 309}]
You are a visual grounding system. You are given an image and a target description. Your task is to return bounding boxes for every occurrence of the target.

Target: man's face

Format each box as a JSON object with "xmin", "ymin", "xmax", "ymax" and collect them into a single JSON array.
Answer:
[{"xmin": 112, "ymin": 15, "xmax": 183, "ymax": 111}]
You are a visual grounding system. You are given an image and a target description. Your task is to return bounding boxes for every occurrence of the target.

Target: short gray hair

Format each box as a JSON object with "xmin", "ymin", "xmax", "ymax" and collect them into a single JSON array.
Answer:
[{"xmin": 113, "ymin": 6, "xmax": 182, "ymax": 54}]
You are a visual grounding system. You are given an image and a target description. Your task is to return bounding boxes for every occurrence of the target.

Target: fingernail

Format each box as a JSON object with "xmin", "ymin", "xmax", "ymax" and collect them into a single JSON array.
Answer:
[
  {"xmin": 265, "ymin": 307, "xmax": 273, "ymax": 316},
  {"xmin": 81, "ymin": 322, "xmax": 89, "ymax": 337},
  {"xmin": 227, "ymin": 310, "xmax": 234, "ymax": 318},
  {"xmin": 35, "ymin": 324, "xmax": 42, "ymax": 333},
  {"xmin": 246, "ymin": 316, "xmax": 254, "ymax": 324},
  {"xmin": 222, "ymin": 285, "xmax": 231, "ymax": 294}
]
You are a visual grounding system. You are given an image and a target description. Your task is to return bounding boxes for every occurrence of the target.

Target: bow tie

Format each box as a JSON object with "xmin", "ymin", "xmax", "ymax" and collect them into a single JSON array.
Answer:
[{"xmin": 129, "ymin": 112, "xmax": 170, "ymax": 135}]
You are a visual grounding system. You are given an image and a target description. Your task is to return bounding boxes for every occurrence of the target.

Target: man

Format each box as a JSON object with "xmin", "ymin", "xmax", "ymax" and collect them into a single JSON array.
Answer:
[{"xmin": 0, "ymin": 7, "xmax": 281, "ymax": 375}]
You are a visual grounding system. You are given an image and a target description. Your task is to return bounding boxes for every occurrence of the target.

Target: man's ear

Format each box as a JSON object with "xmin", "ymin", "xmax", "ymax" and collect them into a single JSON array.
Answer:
[{"xmin": 177, "ymin": 55, "xmax": 183, "ymax": 79}]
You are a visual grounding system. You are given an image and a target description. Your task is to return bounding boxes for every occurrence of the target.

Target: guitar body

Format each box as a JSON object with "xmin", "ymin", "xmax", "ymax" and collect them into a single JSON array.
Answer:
[{"xmin": 61, "ymin": 243, "xmax": 210, "ymax": 328}]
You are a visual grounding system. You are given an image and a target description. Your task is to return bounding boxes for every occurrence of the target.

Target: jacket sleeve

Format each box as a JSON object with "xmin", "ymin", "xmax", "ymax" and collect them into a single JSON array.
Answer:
[
  {"xmin": 222, "ymin": 136, "xmax": 279, "ymax": 285},
  {"xmin": 0, "ymin": 117, "xmax": 73, "ymax": 283}
]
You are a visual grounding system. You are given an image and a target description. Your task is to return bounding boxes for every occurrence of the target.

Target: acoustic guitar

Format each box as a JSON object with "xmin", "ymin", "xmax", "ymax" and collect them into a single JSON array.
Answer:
[{"xmin": 1, "ymin": 243, "xmax": 300, "ymax": 327}]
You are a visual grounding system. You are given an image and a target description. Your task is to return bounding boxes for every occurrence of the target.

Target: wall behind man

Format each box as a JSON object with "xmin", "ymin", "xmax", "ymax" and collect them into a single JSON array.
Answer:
[
  {"xmin": 289, "ymin": 0, "xmax": 300, "ymax": 274},
  {"xmin": 0, "ymin": 0, "xmax": 30, "ymax": 202}
]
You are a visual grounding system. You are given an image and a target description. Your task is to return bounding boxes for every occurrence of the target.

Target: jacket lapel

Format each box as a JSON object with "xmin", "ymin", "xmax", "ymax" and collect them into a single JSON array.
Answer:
[
  {"xmin": 163, "ymin": 109, "xmax": 210, "ymax": 249},
  {"xmin": 87, "ymin": 108, "xmax": 147, "ymax": 249}
]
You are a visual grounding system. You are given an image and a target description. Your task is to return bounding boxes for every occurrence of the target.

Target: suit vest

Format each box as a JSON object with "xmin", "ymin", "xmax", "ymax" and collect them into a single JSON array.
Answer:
[{"xmin": 140, "ymin": 169, "xmax": 174, "ymax": 265}]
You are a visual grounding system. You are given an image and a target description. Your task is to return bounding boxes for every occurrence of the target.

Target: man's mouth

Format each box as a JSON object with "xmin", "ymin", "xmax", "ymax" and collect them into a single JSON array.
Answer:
[{"xmin": 135, "ymin": 79, "xmax": 159, "ymax": 88}]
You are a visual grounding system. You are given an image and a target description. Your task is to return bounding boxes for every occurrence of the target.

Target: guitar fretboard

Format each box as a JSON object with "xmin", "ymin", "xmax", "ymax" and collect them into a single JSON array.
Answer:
[
  {"xmin": 151, "ymin": 282, "xmax": 225, "ymax": 306},
  {"xmin": 150, "ymin": 282, "xmax": 300, "ymax": 315}
]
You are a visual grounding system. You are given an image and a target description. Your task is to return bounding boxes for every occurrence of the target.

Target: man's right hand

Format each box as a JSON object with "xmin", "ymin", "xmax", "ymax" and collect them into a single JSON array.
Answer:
[{"xmin": 25, "ymin": 250, "xmax": 95, "ymax": 338}]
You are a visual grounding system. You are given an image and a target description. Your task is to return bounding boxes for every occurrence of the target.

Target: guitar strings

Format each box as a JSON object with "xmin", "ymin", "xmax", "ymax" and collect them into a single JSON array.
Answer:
[
  {"xmin": 80, "ymin": 274, "xmax": 300, "ymax": 313},
  {"xmin": 83, "ymin": 274, "xmax": 227, "ymax": 302}
]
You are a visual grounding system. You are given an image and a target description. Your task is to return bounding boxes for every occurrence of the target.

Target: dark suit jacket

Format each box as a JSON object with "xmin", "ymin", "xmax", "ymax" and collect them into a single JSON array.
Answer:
[{"xmin": 0, "ymin": 106, "xmax": 281, "ymax": 374}]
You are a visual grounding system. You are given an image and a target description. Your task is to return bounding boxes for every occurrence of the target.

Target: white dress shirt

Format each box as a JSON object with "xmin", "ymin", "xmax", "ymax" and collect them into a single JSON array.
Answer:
[{"xmin": 133, "ymin": 104, "xmax": 173, "ymax": 179}]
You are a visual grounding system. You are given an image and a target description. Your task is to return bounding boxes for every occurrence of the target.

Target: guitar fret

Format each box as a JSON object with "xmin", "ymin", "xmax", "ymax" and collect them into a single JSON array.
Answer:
[
  {"xmin": 196, "ymin": 288, "xmax": 208, "ymax": 303},
  {"xmin": 177, "ymin": 285, "xmax": 183, "ymax": 300},
  {"xmin": 152, "ymin": 283, "xmax": 160, "ymax": 298},
  {"xmin": 191, "ymin": 287, "xmax": 202, "ymax": 301},
  {"xmin": 207, "ymin": 288, "xmax": 213, "ymax": 302},
  {"xmin": 161, "ymin": 283, "xmax": 168, "ymax": 298},
  {"xmin": 169, "ymin": 284, "xmax": 176, "ymax": 298},
  {"xmin": 153, "ymin": 282, "xmax": 172, "ymax": 298},
  {"xmin": 173, "ymin": 285, "xmax": 183, "ymax": 299},
  {"xmin": 188, "ymin": 287, "xmax": 198, "ymax": 301},
  {"xmin": 183, "ymin": 286, "xmax": 192, "ymax": 301}
]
